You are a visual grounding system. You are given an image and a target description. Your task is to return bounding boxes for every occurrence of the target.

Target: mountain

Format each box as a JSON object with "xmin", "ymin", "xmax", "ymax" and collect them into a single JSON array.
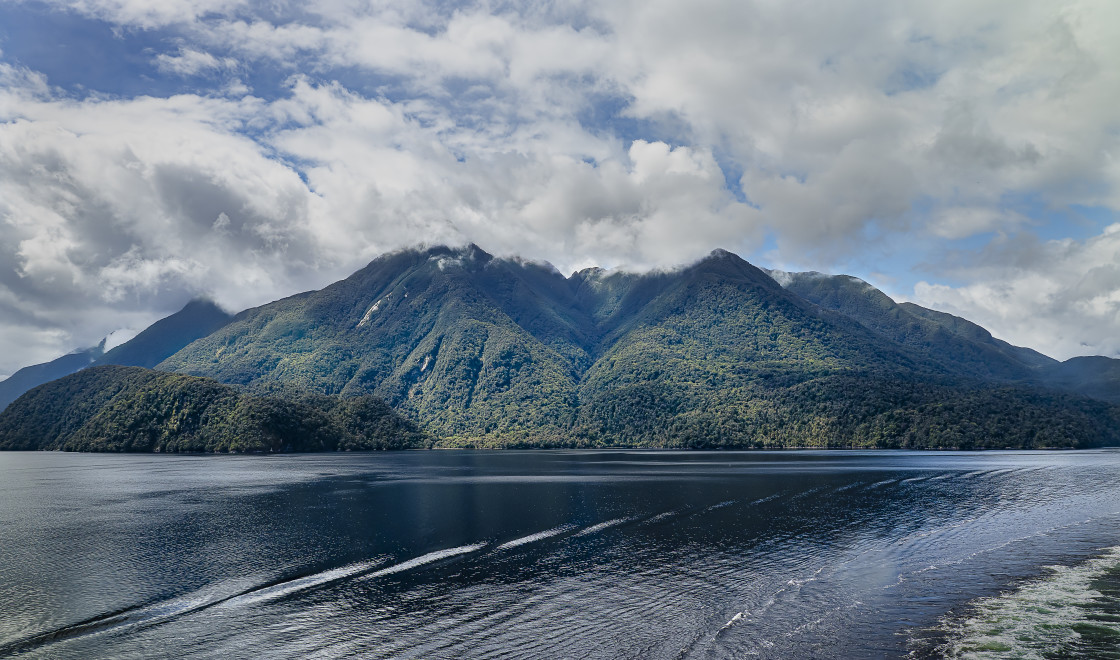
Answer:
[
  {"xmin": 1039, "ymin": 356, "xmax": 1120, "ymax": 404},
  {"xmin": 160, "ymin": 246, "xmax": 592, "ymax": 443},
  {"xmin": 0, "ymin": 365, "xmax": 426, "ymax": 452},
  {"xmin": 0, "ymin": 299, "xmax": 233, "ymax": 413},
  {"xmin": 767, "ymin": 269, "xmax": 1055, "ymax": 380},
  {"xmin": 94, "ymin": 299, "xmax": 233, "ymax": 369},
  {"xmin": 0, "ymin": 344, "xmax": 104, "ymax": 412},
  {"xmin": 5, "ymin": 245, "xmax": 1118, "ymax": 451},
  {"xmin": 769, "ymin": 269, "xmax": 1120, "ymax": 404},
  {"xmin": 149, "ymin": 245, "xmax": 1120, "ymax": 449}
]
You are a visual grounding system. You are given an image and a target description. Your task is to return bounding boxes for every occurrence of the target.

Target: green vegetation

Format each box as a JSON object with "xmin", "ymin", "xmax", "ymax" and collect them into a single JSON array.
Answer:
[
  {"xmin": 0, "ymin": 299, "xmax": 233, "ymax": 412},
  {"xmin": 773, "ymin": 269, "xmax": 1056, "ymax": 380},
  {"xmin": 150, "ymin": 245, "xmax": 1120, "ymax": 450},
  {"xmin": 0, "ymin": 365, "xmax": 427, "ymax": 452},
  {"xmin": 4, "ymin": 246, "xmax": 1118, "ymax": 452},
  {"xmin": 0, "ymin": 343, "xmax": 103, "ymax": 412}
]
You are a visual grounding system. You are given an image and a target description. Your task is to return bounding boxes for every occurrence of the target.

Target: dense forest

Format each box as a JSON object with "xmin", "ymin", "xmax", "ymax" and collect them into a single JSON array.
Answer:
[
  {"xmin": 2, "ymin": 245, "xmax": 1118, "ymax": 452},
  {"xmin": 0, "ymin": 366, "xmax": 427, "ymax": 452}
]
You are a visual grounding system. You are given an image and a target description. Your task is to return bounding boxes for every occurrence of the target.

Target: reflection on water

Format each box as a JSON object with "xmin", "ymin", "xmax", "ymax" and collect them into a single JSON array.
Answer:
[{"xmin": 1, "ymin": 449, "xmax": 1119, "ymax": 658}]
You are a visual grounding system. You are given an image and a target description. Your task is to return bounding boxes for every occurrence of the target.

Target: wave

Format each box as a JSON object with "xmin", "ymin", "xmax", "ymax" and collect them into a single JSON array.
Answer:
[
  {"xmin": 0, "ymin": 544, "xmax": 491, "ymax": 656},
  {"xmin": 363, "ymin": 543, "xmax": 489, "ymax": 576},
  {"xmin": 220, "ymin": 558, "xmax": 386, "ymax": 608},
  {"xmin": 573, "ymin": 517, "xmax": 637, "ymax": 537},
  {"xmin": 496, "ymin": 526, "xmax": 577, "ymax": 551},
  {"xmin": 0, "ymin": 576, "xmax": 270, "ymax": 656},
  {"xmin": 750, "ymin": 492, "xmax": 785, "ymax": 505},
  {"xmin": 642, "ymin": 510, "xmax": 681, "ymax": 524}
]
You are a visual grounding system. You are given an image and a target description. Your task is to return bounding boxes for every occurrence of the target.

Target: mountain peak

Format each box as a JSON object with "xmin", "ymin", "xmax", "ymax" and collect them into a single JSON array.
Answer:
[
  {"xmin": 415, "ymin": 243, "xmax": 494, "ymax": 272},
  {"xmin": 179, "ymin": 298, "xmax": 229, "ymax": 314}
]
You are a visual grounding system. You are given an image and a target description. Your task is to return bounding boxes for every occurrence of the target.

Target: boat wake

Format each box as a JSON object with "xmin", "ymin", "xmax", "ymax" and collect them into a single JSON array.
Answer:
[{"xmin": 0, "ymin": 543, "xmax": 493, "ymax": 656}]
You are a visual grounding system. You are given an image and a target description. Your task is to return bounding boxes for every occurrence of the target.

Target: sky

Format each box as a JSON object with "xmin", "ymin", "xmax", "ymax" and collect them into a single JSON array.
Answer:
[{"xmin": 0, "ymin": 0, "xmax": 1118, "ymax": 379}]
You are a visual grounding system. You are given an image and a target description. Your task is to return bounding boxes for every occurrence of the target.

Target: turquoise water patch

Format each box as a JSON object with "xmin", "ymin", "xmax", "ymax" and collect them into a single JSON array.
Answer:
[{"xmin": 939, "ymin": 546, "xmax": 1120, "ymax": 659}]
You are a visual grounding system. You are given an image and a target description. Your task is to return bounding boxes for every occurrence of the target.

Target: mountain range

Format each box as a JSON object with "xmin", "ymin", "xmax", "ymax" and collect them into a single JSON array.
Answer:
[
  {"xmin": 0, "ymin": 299, "xmax": 232, "ymax": 411},
  {"xmin": 2, "ymin": 245, "xmax": 1118, "ymax": 451}
]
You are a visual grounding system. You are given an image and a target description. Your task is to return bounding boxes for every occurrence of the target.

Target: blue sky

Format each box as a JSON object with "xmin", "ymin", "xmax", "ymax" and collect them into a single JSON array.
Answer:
[{"xmin": 0, "ymin": 0, "xmax": 1118, "ymax": 377}]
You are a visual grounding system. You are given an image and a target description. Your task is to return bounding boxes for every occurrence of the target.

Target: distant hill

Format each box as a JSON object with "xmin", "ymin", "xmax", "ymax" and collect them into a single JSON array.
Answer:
[
  {"xmin": 769, "ymin": 269, "xmax": 1120, "ymax": 405},
  {"xmin": 1039, "ymin": 356, "xmax": 1120, "ymax": 404},
  {"xmin": 0, "ymin": 345, "xmax": 104, "ymax": 412},
  {"xmin": 768, "ymin": 269, "xmax": 1056, "ymax": 380},
  {"xmin": 0, "ymin": 365, "xmax": 426, "ymax": 452},
  {"xmin": 0, "ymin": 300, "xmax": 233, "ymax": 412}
]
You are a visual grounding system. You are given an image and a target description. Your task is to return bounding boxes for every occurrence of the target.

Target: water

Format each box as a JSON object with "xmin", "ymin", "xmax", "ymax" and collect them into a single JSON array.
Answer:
[{"xmin": 2, "ymin": 450, "xmax": 1120, "ymax": 659}]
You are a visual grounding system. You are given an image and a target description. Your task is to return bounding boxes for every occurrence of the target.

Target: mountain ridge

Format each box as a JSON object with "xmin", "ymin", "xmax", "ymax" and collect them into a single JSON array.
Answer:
[
  {"xmin": 0, "ymin": 299, "xmax": 233, "ymax": 412},
  {"xmin": 3, "ymin": 244, "xmax": 1118, "ymax": 450},
  {"xmin": 153, "ymin": 245, "xmax": 1120, "ymax": 447}
]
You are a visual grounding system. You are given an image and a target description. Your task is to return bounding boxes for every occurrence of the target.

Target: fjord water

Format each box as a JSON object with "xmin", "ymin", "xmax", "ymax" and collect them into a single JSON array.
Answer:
[{"xmin": 3, "ymin": 451, "xmax": 1120, "ymax": 658}]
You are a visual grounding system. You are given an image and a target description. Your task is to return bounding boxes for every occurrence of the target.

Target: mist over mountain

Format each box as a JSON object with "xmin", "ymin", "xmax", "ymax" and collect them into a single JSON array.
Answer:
[
  {"xmin": 0, "ymin": 300, "xmax": 233, "ymax": 412},
  {"xmin": 3, "ymin": 245, "xmax": 1118, "ymax": 450},
  {"xmin": 0, "ymin": 344, "xmax": 105, "ymax": 413}
]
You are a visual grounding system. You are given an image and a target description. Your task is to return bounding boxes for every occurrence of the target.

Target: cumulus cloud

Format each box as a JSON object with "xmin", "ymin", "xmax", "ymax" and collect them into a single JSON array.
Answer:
[
  {"xmin": 49, "ymin": 0, "xmax": 247, "ymax": 29},
  {"xmin": 155, "ymin": 48, "xmax": 239, "ymax": 76},
  {"xmin": 0, "ymin": 0, "xmax": 1118, "ymax": 376},
  {"xmin": 0, "ymin": 64, "xmax": 760, "ymax": 375},
  {"xmin": 914, "ymin": 225, "xmax": 1120, "ymax": 359}
]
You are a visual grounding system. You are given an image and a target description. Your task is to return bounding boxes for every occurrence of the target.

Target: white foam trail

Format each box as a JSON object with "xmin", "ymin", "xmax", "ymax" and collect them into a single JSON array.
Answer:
[
  {"xmin": 0, "ymin": 576, "xmax": 264, "ymax": 654},
  {"xmin": 708, "ymin": 500, "xmax": 737, "ymax": 510},
  {"xmin": 573, "ymin": 517, "xmax": 636, "ymax": 537},
  {"xmin": 866, "ymin": 479, "xmax": 896, "ymax": 489},
  {"xmin": 496, "ymin": 526, "xmax": 577, "ymax": 551},
  {"xmin": 114, "ymin": 577, "xmax": 260, "ymax": 624},
  {"xmin": 791, "ymin": 486, "xmax": 826, "ymax": 499},
  {"xmin": 720, "ymin": 611, "xmax": 746, "ymax": 630},
  {"xmin": 835, "ymin": 482, "xmax": 864, "ymax": 492},
  {"xmin": 222, "ymin": 559, "xmax": 386, "ymax": 608},
  {"xmin": 750, "ymin": 492, "xmax": 784, "ymax": 505},
  {"xmin": 643, "ymin": 510, "xmax": 681, "ymax": 524},
  {"xmin": 365, "ymin": 543, "xmax": 489, "ymax": 577},
  {"xmin": 939, "ymin": 546, "xmax": 1120, "ymax": 658}
]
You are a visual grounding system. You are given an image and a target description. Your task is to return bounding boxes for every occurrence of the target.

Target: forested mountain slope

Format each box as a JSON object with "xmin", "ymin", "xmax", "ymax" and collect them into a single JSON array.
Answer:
[
  {"xmin": 0, "ymin": 300, "xmax": 233, "ymax": 412},
  {"xmin": 0, "ymin": 366, "xmax": 425, "ymax": 452},
  {"xmin": 771, "ymin": 269, "xmax": 1120, "ymax": 405},
  {"xmin": 151, "ymin": 245, "xmax": 1120, "ymax": 448},
  {"xmin": 0, "ymin": 344, "xmax": 104, "ymax": 412}
]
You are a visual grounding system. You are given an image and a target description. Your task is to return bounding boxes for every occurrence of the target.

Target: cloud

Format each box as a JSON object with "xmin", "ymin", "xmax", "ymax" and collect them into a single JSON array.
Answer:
[
  {"xmin": 0, "ymin": 65, "xmax": 761, "ymax": 375},
  {"xmin": 49, "ymin": 0, "xmax": 247, "ymax": 29},
  {"xmin": 913, "ymin": 224, "xmax": 1120, "ymax": 360},
  {"xmin": 0, "ymin": 0, "xmax": 1118, "ymax": 374},
  {"xmin": 0, "ymin": 78, "xmax": 321, "ymax": 364},
  {"xmin": 927, "ymin": 207, "xmax": 1029, "ymax": 241},
  {"xmin": 154, "ymin": 48, "xmax": 239, "ymax": 76}
]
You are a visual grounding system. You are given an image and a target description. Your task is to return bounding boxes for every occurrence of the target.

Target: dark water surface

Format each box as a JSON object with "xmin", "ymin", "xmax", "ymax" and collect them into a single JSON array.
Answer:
[{"xmin": 2, "ymin": 450, "xmax": 1120, "ymax": 659}]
